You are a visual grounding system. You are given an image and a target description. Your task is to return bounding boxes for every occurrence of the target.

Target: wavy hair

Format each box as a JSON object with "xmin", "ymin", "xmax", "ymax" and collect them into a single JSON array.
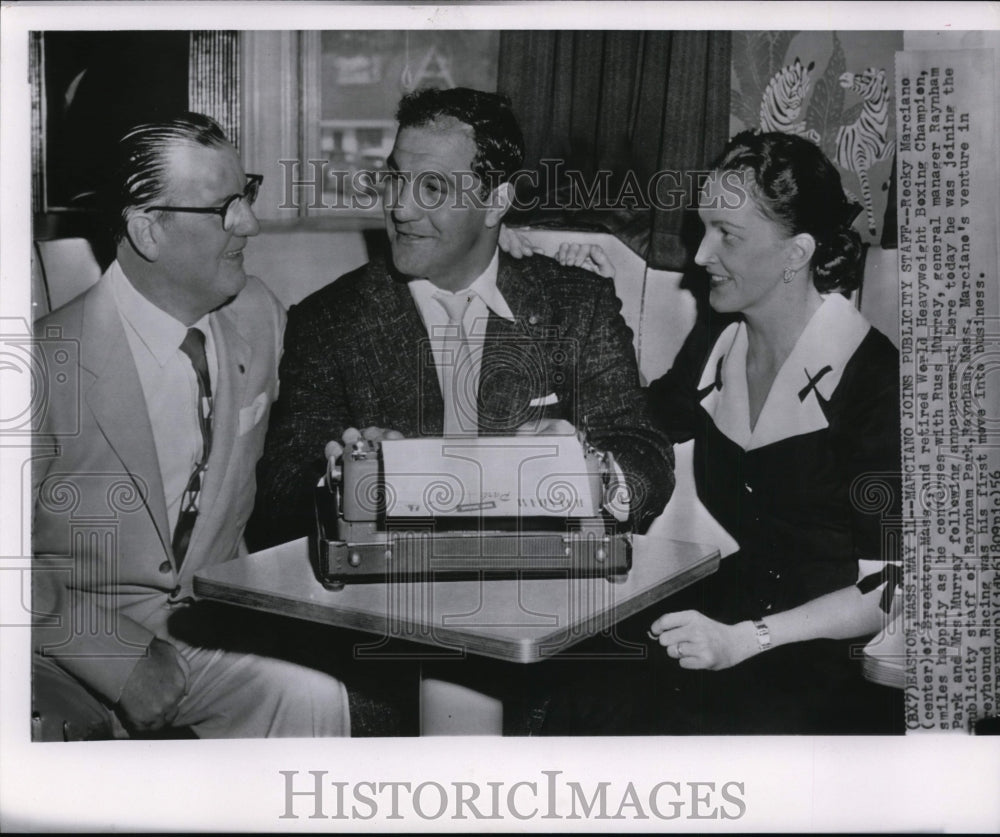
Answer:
[
  {"xmin": 396, "ymin": 87, "xmax": 524, "ymax": 198},
  {"xmin": 713, "ymin": 130, "xmax": 864, "ymax": 293}
]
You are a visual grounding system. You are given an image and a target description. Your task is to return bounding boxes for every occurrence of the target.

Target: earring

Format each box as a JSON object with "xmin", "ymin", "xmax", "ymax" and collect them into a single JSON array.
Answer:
[{"xmin": 782, "ymin": 266, "xmax": 795, "ymax": 284}]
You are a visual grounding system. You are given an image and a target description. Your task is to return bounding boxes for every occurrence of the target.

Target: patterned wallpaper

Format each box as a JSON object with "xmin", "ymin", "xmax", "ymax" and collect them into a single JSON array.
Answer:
[{"xmin": 730, "ymin": 31, "xmax": 902, "ymax": 244}]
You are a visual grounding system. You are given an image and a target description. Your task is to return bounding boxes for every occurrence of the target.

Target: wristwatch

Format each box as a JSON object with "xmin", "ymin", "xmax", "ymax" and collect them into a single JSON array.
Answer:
[{"xmin": 751, "ymin": 618, "xmax": 772, "ymax": 653}]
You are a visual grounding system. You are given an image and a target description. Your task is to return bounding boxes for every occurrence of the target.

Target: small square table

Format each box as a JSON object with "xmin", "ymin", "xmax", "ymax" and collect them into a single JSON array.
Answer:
[{"xmin": 194, "ymin": 535, "xmax": 720, "ymax": 733}]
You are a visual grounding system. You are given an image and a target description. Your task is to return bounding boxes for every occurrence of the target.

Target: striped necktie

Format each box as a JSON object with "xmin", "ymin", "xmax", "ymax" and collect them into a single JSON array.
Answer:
[{"xmin": 172, "ymin": 327, "xmax": 213, "ymax": 568}]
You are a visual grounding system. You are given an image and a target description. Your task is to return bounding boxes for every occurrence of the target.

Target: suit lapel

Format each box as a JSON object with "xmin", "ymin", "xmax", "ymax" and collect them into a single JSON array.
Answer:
[
  {"xmin": 479, "ymin": 255, "xmax": 555, "ymax": 432},
  {"xmin": 80, "ymin": 278, "xmax": 172, "ymax": 557},
  {"xmin": 361, "ymin": 261, "xmax": 444, "ymax": 435}
]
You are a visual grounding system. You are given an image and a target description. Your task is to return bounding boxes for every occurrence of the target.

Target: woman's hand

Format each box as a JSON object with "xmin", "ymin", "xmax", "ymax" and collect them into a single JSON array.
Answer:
[
  {"xmin": 649, "ymin": 610, "xmax": 759, "ymax": 671},
  {"xmin": 498, "ymin": 225, "xmax": 617, "ymax": 279},
  {"xmin": 555, "ymin": 241, "xmax": 616, "ymax": 279},
  {"xmin": 498, "ymin": 224, "xmax": 546, "ymax": 259}
]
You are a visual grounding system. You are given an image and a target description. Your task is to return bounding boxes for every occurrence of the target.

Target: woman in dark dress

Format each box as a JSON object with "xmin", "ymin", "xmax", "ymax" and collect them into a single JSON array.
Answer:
[{"xmin": 639, "ymin": 131, "xmax": 903, "ymax": 734}]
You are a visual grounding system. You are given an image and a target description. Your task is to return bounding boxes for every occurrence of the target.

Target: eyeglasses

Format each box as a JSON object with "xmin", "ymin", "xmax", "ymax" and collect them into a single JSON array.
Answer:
[{"xmin": 146, "ymin": 174, "xmax": 263, "ymax": 231}]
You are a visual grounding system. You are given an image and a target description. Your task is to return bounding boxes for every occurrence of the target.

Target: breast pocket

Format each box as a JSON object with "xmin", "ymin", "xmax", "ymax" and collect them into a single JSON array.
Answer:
[{"xmin": 238, "ymin": 391, "xmax": 270, "ymax": 437}]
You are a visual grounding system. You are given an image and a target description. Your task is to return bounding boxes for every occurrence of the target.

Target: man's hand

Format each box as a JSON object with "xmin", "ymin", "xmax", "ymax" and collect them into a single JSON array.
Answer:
[
  {"xmin": 339, "ymin": 426, "xmax": 405, "ymax": 452},
  {"xmin": 326, "ymin": 427, "xmax": 404, "ymax": 479},
  {"xmin": 116, "ymin": 637, "xmax": 189, "ymax": 733},
  {"xmin": 648, "ymin": 610, "xmax": 759, "ymax": 671},
  {"xmin": 513, "ymin": 418, "xmax": 576, "ymax": 436}
]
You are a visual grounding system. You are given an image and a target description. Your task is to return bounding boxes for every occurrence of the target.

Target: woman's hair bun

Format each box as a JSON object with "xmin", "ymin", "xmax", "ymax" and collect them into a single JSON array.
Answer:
[{"xmin": 812, "ymin": 227, "xmax": 864, "ymax": 294}]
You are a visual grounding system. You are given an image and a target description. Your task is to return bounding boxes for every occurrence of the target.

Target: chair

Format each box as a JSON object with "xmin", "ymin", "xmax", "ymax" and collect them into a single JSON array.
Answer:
[
  {"xmin": 31, "ymin": 653, "xmax": 198, "ymax": 741},
  {"xmin": 31, "ymin": 238, "xmax": 103, "ymax": 320}
]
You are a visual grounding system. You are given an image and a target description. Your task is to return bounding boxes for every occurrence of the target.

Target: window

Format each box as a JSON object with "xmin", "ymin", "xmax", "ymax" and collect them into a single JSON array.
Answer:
[{"xmin": 242, "ymin": 31, "xmax": 500, "ymax": 224}]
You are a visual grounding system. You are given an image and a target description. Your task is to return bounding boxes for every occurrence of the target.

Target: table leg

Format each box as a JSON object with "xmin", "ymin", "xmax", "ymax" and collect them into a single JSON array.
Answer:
[{"xmin": 419, "ymin": 667, "xmax": 504, "ymax": 735}]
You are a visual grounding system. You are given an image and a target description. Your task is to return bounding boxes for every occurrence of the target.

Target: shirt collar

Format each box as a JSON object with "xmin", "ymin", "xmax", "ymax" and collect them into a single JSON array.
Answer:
[
  {"xmin": 109, "ymin": 260, "xmax": 212, "ymax": 366},
  {"xmin": 408, "ymin": 249, "xmax": 514, "ymax": 321}
]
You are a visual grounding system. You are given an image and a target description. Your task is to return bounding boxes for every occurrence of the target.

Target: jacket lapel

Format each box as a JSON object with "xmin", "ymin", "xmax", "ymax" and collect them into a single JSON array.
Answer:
[
  {"xmin": 479, "ymin": 255, "xmax": 555, "ymax": 432},
  {"xmin": 80, "ymin": 277, "xmax": 172, "ymax": 557},
  {"xmin": 361, "ymin": 260, "xmax": 444, "ymax": 435}
]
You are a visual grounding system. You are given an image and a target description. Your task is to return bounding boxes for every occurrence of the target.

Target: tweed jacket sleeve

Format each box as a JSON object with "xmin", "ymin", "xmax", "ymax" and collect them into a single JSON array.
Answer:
[
  {"xmin": 251, "ymin": 261, "xmax": 410, "ymax": 547},
  {"xmin": 502, "ymin": 256, "xmax": 675, "ymax": 532}
]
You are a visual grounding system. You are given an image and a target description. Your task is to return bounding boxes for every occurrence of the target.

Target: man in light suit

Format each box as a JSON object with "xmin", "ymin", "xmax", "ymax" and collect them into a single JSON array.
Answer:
[
  {"xmin": 254, "ymin": 87, "xmax": 675, "ymax": 548},
  {"xmin": 32, "ymin": 113, "xmax": 349, "ymax": 739}
]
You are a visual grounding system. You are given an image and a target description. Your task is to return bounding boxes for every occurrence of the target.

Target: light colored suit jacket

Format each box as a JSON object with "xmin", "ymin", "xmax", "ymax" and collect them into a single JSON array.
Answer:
[{"xmin": 32, "ymin": 270, "xmax": 285, "ymax": 702}]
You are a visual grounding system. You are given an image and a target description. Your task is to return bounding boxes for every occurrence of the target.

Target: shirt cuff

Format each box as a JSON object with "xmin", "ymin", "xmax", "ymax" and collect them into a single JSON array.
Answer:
[{"xmin": 602, "ymin": 458, "xmax": 630, "ymax": 523}]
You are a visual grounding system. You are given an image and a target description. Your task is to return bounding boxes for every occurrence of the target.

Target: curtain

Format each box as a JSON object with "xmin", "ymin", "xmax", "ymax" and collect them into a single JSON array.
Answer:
[
  {"xmin": 498, "ymin": 31, "xmax": 730, "ymax": 271},
  {"xmin": 189, "ymin": 31, "xmax": 241, "ymax": 148},
  {"xmin": 30, "ymin": 32, "xmax": 44, "ymax": 214}
]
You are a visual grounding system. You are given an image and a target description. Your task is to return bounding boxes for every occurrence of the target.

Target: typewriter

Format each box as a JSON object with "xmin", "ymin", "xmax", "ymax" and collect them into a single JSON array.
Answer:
[{"xmin": 314, "ymin": 433, "xmax": 632, "ymax": 588}]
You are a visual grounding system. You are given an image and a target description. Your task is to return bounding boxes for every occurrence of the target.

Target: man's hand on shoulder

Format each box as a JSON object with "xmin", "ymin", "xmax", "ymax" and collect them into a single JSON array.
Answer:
[{"xmin": 116, "ymin": 637, "xmax": 189, "ymax": 733}]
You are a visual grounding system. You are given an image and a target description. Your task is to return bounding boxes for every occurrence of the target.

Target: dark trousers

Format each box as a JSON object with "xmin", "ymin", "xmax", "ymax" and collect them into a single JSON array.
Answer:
[{"xmin": 539, "ymin": 573, "xmax": 905, "ymax": 736}]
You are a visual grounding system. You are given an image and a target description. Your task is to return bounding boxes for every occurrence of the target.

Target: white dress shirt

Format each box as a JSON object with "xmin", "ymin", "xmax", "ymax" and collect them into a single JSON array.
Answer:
[
  {"xmin": 407, "ymin": 250, "xmax": 627, "ymax": 520},
  {"xmin": 407, "ymin": 249, "xmax": 513, "ymax": 402},
  {"xmin": 110, "ymin": 261, "xmax": 218, "ymax": 534}
]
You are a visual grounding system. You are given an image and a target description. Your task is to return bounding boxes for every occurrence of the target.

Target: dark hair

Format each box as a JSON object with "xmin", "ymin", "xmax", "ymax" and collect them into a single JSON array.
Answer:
[
  {"xmin": 395, "ymin": 87, "xmax": 524, "ymax": 197},
  {"xmin": 103, "ymin": 112, "xmax": 230, "ymax": 243},
  {"xmin": 713, "ymin": 130, "xmax": 863, "ymax": 293}
]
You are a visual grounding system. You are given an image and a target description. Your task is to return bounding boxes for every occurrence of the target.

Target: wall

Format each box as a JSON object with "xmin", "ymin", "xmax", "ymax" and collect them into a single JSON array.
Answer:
[{"xmin": 242, "ymin": 228, "xmax": 371, "ymax": 309}]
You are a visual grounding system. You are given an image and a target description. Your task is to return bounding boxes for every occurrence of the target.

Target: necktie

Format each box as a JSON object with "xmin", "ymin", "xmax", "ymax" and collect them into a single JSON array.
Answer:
[
  {"xmin": 172, "ymin": 327, "xmax": 213, "ymax": 568},
  {"xmin": 434, "ymin": 291, "xmax": 477, "ymax": 436}
]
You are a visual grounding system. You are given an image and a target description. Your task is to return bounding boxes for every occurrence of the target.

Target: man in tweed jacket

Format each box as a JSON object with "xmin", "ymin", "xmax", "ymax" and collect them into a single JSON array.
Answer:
[{"xmin": 254, "ymin": 88, "xmax": 674, "ymax": 548}]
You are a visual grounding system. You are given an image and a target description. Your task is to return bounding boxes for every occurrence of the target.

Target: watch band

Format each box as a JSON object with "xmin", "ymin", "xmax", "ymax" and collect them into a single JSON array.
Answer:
[{"xmin": 752, "ymin": 618, "xmax": 772, "ymax": 653}]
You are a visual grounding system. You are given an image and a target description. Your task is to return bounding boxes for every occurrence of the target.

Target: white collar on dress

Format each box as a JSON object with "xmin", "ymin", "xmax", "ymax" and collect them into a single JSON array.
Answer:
[{"xmin": 697, "ymin": 294, "xmax": 871, "ymax": 451}]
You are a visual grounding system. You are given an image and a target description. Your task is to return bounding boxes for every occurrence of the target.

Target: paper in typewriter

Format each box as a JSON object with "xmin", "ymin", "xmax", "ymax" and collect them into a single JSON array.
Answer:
[{"xmin": 379, "ymin": 436, "xmax": 597, "ymax": 518}]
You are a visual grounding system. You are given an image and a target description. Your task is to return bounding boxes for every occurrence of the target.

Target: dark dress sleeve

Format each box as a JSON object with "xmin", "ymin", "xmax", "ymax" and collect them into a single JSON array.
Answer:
[
  {"xmin": 832, "ymin": 328, "xmax": 903, "ymax": 612},
  {"xmin": 645, "ymin": 316, "xmax": 721, "ymax": 444}
]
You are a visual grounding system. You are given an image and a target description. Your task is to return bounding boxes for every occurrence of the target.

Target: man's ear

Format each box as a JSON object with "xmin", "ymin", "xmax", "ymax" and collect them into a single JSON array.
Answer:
[
  {"xmin": 785, "ymin": 232, "xmax": 816, "ymax": 272},
  {"xmin": 484, "ymin": 182, "xmax": 514, "ymax": 229},
  {"xmin": 124, "ymin": 212, "xmax": 160, "ymax": 262}
]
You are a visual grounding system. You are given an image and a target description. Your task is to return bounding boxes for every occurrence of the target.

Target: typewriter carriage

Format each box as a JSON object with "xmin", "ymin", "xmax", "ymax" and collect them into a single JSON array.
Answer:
[{"xmin": 313, "ymin": 434, "xmax": 632, "ymax": 588}]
